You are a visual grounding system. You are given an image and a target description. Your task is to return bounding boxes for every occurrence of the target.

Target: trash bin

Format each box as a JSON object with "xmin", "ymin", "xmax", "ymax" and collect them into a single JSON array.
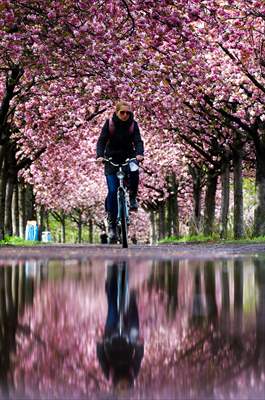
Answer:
[
  {"xmin": 41, "ymin": 231, "xmax": 52, "ymax": 243},
  {"xmin": 25, "ymin": 221, "xmax": 39, "ymax": 241}
]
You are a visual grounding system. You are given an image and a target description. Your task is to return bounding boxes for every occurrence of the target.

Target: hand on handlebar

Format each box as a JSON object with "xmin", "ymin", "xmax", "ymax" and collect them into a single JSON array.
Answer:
[
  {"xmin": 136, "ymin": 155, "xmax": 144, "ymax": 162},
  {"xmin": 96, "ymin": 157, "xmax": 104, "ymax": 164}
]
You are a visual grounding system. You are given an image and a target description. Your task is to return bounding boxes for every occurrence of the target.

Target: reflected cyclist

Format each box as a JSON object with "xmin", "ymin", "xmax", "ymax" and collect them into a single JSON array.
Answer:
[{"xmin": 96, "ymin": 263, "xmax": 144, "ymax": 391}]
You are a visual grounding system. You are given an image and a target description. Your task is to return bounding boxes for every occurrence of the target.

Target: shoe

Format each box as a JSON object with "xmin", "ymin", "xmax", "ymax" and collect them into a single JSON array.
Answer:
[
  {"xmin": 108, "ymin": 225, "xmax": 118, "ymax": 244},
  {"xmin": 129, "ymin": 197, "xmax": 138, "ymax": 211},
  {"xmin": 107, "ymin": 213, "xmax": 118, "ymax": 244}
]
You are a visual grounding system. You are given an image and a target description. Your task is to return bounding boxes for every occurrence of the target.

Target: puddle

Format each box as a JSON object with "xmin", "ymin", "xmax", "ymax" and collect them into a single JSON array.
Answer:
[{"xmin": 0, "ymin": 256, "xmax": 265, "ymax": 399}]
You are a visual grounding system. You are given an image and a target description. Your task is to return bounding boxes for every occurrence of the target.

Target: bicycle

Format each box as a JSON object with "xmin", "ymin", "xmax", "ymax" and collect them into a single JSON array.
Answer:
[{"xmin": 103, "ymin": 158, "xmax": 137, "ymax": 248}]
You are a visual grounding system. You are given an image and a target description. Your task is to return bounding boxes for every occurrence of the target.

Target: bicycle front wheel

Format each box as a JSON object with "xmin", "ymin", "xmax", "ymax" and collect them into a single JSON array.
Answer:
[{"xmin": 119, "ymin": 192, "xmax": 128, "ymax": 248}]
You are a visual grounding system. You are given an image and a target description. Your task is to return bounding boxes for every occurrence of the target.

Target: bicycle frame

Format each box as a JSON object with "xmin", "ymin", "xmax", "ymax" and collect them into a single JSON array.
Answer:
[
  {"xmin": 117, "ymin": 261, "xmax": 129, "ymax": 336},
  {"xmin": 116, "ymin": 165, "xmax": 130, "ymax": 228},
  {"xmin": 103, "ymin": 158, "xmax": 136, "ymax": 248}
]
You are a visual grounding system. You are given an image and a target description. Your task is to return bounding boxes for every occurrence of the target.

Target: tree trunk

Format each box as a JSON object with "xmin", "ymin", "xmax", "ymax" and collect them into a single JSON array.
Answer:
[
  {"xmin": 158, "ymin": 202, "xmax": 166, "ymax": 240},
  {"xmin": 45, "ymin": 211, "xmax": 50, "ymax": 231},
  {"xmin": 4, "ymin": 181, "xmax": 14, "ymax": 237},
  {"xmin": 77, "ymin": 211, "xmax": 82, "ymax": 243},
  {"xmin": 166, "ymin": 195, "xmax": 172, "ymax": 237},
  {"xmin": 171, "ymin": 173, "xmax": 179, "ymax": 238},
  {"xmin": 0, "ymin": 65, "xmax": 24, "ymax": 141},
  {"xmin": 12, "ymin": 183, "xmax": 19, "ymax": 237},
  {"xmin": 253, "ymin": 142, "xmax": 265, "ymax": 236},
  {"xmin": 150, "ymin": 210, "xmax": 156, "ymax": 244},
  {"xmin": 36, "ymin": 205, "xmax": 45, "ymax": 241},
  {"xmin": 0, "ymin": 155, "xmax": 7, "ymax": 240},
  {"xmin": 25, "ymin": 185, "xmax": 35, "ymax": 222},
  {"xmin": 220, "ymin": 155, "xmax": 230, "ymax": 239},
  {"xmin": 233, "ymin": 141, "xmax": 244, "ymax": 239},
  {"xmin": 4, "ymin": 143, "xmax": 17, "ymax": 237},
  {"xmin": 189, "ymin": 165, "xmax": 203, "ymax": 235},
  {"xmin": 203, "ymin": 170, "xmax": 218, "ymax": 236},
  {"xmin": 61, "ymin": 214, "xmax": 66, "ymax": 243},
  {"xmin": 18, "ymin": 184, "xmax": 26, "ymax": 238},
  {"xmin": 88, "ymin": 218, "xmax": 93, "ymax": 243}
]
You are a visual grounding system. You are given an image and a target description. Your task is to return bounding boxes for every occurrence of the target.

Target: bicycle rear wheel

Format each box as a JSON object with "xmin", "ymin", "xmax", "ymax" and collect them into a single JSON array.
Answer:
[{"xmin": 119, "ymin": 191, "xmax": 128, "ymax": 248}]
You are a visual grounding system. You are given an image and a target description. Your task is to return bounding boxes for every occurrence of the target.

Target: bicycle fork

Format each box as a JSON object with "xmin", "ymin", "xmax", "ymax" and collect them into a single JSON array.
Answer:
[
  {"xmin": 117, "ymin": 185, "xmax": 130, "ymax": 226},
  {"xmin": 117, "ymin": 263, "xmax": 129, "ymax": 336}
]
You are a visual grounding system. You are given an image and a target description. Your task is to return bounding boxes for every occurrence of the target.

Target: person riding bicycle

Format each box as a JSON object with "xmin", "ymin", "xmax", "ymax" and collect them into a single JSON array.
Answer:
[
  {"xmin": 96, "ymin": 101, "xmax": 144, "ymax": 243},
  {"xmin": 96, "ymin": 263, "xmax": 144, "ymax": 391}
]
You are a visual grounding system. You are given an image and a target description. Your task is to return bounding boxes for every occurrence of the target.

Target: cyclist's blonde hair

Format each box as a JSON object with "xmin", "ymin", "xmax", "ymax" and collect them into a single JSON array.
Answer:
[{"xmin": 115, "ymin": 101, "xmax": 131, "ymax": 113}]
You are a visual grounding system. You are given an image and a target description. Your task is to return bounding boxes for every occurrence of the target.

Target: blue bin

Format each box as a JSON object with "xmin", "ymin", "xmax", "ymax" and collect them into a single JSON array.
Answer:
[
  {"xmin": 25, "ymin": 222, "xmax": 39, "ymax": 241},
  {"xmin": 41, "ymin": 231, "xmax": 52, "ymax": 242}
]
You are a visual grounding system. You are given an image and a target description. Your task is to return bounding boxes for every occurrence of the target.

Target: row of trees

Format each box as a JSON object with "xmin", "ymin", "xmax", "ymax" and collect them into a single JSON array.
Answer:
[{"xmin": 1, "ymin": 0, "xmax": 265, "ymax": 242}]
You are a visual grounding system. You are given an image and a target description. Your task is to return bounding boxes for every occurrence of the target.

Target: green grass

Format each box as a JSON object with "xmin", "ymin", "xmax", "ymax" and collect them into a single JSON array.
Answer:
[
  {"xmin": 0, "ymin": 236, "xmax": 41, "ymax": 246},
  {"xmin": 2, "ymin": 234, "xmax": 265, "ymax": 246},
  {"xmin": 159, "ymin": 234, "xmax": 265, "ymax": 244}
]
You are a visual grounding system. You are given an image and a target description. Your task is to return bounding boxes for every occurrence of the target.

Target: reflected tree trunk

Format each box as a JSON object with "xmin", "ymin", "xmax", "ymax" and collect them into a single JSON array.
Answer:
[
  {"xmin": 18, "ymin": 263, "xmax": 26, "ymax": 314},
  {"xmin": 233, "ymin": 259, "xmax": 243, "ymax": 354},
  {"xmin": 254, "ymin": 258, "xmax": 265, "ymax": 361},
  {"xmin": 220, "ymin": 261, "xmax": 230, "ymax": 337},
  {"xmin": 0, "ymin": 265, "xmax": 22, "ymax": 397},
  {"xmin": 191, "ymin": 267, "xmax": 205, "ymax": 326},
  {"xmin": 166, "ymin": 260, "xmax": 179, "ymax": 318},
  {"xmin": 148, "ymin": 260, "xmax": 179, "ymax": 319},
  {"xmin": 0, "ymin": 268, "xmax": 9, "ymax": 397},
  {"xmin": 12, "ymin": 264, "xmax": 19, "ymax": 322},
  {"xmin": 204, "ymin": 261, "xmax": 218, "ymax": 324}
]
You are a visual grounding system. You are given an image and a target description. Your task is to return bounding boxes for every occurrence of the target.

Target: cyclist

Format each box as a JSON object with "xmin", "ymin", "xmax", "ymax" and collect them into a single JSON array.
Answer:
[
  {"xmin": 96, "ymin": 263, "xmax": 144, "ymax": 391},
  {"xmin": 96, "ymin": 101, "xmax": 144, "ymax": 243}
]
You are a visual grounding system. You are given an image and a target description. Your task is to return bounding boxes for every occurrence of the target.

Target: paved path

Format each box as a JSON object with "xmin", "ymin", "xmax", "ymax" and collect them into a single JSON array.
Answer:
[{"xmin": 0, "ymin": 242, "xmax": 265, "ymax": 261}]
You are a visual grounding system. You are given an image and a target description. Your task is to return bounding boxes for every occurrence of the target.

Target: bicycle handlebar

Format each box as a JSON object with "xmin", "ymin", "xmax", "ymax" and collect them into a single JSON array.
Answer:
[{"xmin": 102, "ymin": 157, "xmax": 137, "ymax": 167}]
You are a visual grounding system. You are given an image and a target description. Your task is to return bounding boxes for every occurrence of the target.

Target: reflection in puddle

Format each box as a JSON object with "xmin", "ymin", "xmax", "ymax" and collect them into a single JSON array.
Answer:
[
  {"xmin": 97, "ymin": 262, "xmax": 144, "ymax": 392},
  {"xmin": 0, "ymin": 257, "xmax": 265, "ymax": 399}
]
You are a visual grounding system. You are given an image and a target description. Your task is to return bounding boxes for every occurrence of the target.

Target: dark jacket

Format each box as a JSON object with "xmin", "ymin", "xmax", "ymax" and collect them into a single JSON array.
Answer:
[
  {"xmin": 96, "ymin": 112, "xmax": 144, "ymax": 175},
  {"xmin": 96, "ymin": 336, "xmax": 144, "ymax": 381}
]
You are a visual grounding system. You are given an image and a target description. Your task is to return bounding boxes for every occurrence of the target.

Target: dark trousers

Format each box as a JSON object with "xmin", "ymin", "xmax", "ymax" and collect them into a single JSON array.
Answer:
[
  {"xmin": 106, "ymin": 170, "xmax": 139, "ymax": 221},
  {"xmin": 104, "ymin": 264, "xmax": 139, "ymax": 337}
]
